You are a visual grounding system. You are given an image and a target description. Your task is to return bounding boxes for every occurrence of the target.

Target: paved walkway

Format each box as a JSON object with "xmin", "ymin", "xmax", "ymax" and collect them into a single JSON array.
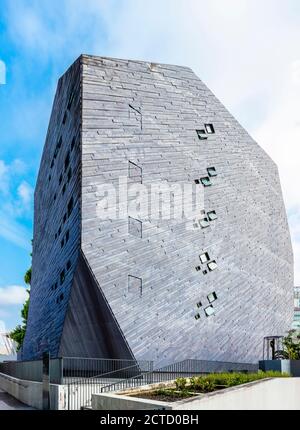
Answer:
[{"xmin": 0, "ymin": 389, "xmax": 34, "ymax": 410}]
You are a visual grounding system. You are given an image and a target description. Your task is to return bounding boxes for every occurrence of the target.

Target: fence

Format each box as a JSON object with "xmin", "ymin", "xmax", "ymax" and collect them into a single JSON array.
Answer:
[
  {"xmin": 0, "ymin": 357, "xmax": 258, "ymax": 409},
  {"xmin": 100, "ymin": 359, "xmax": 259, "ymax": 394},
  {"xmin": 0, "ymin": 358, "xmax": 63, "ymax": 384}
]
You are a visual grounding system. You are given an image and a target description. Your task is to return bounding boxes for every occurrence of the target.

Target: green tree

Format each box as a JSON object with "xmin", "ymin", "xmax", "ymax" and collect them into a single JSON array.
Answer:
[{"xmin": 9, "ymin": 247, "xmax": 32, "ymax": 351}]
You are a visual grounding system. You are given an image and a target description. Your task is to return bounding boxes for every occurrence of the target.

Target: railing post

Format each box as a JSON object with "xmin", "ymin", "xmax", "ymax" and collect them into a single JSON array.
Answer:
[{"xmin": 60, "ymin": 357, "xmax": 64, "ymax": 384}]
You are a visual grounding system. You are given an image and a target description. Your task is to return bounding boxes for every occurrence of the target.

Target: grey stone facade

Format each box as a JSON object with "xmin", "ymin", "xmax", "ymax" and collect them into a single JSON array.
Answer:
[{"xmin": 22, "ymin": 55, "xmax": 294, "ymax": 367}]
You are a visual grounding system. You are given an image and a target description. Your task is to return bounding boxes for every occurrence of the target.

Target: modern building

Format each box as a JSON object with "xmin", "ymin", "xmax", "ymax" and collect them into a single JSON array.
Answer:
[
  {"xmin": 22, "ymin": 55, "xmax": 294, "ymax": 367},
  {"xmin": 292, "ymin": 287, "xmax": 300, "ymax": 330}
]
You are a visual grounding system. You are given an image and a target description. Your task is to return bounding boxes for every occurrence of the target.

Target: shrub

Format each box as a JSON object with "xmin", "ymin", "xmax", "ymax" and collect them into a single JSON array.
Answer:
[{"xmin": 175, "ymin": 377, "xmax": 187, "ymax": 390}]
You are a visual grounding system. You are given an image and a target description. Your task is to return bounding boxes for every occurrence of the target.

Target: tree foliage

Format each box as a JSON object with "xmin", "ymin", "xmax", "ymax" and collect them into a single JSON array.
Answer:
[{"xmin": 9, "ymin": 244, "xmax": 32, "ymax": 351}]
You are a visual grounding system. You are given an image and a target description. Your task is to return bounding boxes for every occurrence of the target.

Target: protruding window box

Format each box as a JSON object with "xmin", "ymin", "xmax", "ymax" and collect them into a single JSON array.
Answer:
[
  {"xmin": 207, "ymin": 292, "xmax": 217, "ymax": 303},
  {"xmin": 207, "ymin": 261, "xmax": 218, "ymax": 271},
  {"xmin": 199, "ymin": 218, "xmax": 210, "ymax": 229},
  {"xmin": 207, "ymin": 167, "xmax": 217, "ymax": 177},
  {"xmin": 207, "ymin": 211, "xmax": 217, "ymax": 221},
  {"xmin": 200, "ymin": 177, "xmax": 212, "ymax": 187},
  {"xmin": 199, "ymin": 252, "xmax": 210, "ymax": 264},
  {"xmin": 204, "ymin": 305, "xmax": 215, "ymax": 317}
]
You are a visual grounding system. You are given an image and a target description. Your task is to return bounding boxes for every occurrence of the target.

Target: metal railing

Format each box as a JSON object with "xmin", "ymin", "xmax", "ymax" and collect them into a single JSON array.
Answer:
[
  {"xmin": 100, "ymin": 358, "xmax": 259, "ymax": 394},
  {"xmin": 65, "ymin": 359, "xmax": 153, "ymax": 410}
]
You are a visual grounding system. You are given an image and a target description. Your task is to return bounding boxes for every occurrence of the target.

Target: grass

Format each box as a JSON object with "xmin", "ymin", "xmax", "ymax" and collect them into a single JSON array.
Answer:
[{"xmin": 131, "ymin": 371, "xmax": 288, "ymax": 402}]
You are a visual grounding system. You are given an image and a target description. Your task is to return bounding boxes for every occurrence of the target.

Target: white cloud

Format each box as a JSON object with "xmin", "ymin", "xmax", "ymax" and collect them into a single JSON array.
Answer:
[
  {"xmin": 0, "ymin": 285, "xmax": 28, "ymax": 306},
  {"xmin": 2, "ymin": 0, "xmax": 300, "ymax": 283},
  {"xmin": 18, "ymin": 181, "xmax": 33, "ymax": 208}
]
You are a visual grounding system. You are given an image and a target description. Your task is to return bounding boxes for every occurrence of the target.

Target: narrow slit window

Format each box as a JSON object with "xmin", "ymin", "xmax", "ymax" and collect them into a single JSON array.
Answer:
[
  {"xmin": 59, "ymin": 174, "xmax": 63, "ymax": 185},
  {"xmin": 204, "ymin": 305, "xmax": 215, "ymax": 317},
  {"xmin": 57, "ymin": 137, "xmax": 62, "ymax": 149},
  {"xmin": 60, "ymin": 238, "xmax": 65, "ymax": 248},
  {"xmin": 66, "ymin": 260, "xmax": 71, "ymax": 271},
  {"xmin": 200, "ymin": 177, "xmax": 212, "ymax": 187},
  {"xmin": 50, "ymin": 159, "xmax": 54, "ymax": 169},
  {"xmin": 62, "ymin": 184, "xmax": 66, "ymax": 195},
  {"xmin": 59, "ymin": 293, "xmax": 64, "ymax": 302},
  {"xmin": 199, "ymin": 218, "xmax": 210, "ymax": 229},
  {"xmin": 63, "ymin": 213, "xmax": 67, "ymax": 224},
  {"xmin": 196, "ymin": 129, "xmax": 207, "ymax": 140},
  {"xmin": 207, "ymin": 260, "xmax": 218, "ymax": 271},
  {"xmin": 60, "ymin": 270, "xmax": 65, "ymax": 285},
  {"xmin": 67, "ymin": 167, "xmax": 72, "ymax": 182},
  {"xmin": 62, "ymin": 112, "xmax": 67, "ymax": 125},
  {"xmin": 199, "ymin": 252, "xmax": 210, "ymax": 264},
  {"xmin": 207, "ymin": 167, "xmax": 217, "ymax": 177},
  {"xmin": 128, "ymin": 216, "xmax": 142, "ymax": 238},
  {"xmin": 48, "ymin": 175, "xmax": 51, "ymax": 182},
  {"xmin": 128, "ymin": 275, "xmax": 142, "ymax": 297},
  {"xmin": 71, "ymin": 137, "xmax": 75, "ymax": 152},
  {"xmin": 53, "ymin": 193, "xmax": 57, "ymax": 202},
  {"xmin": 128, "ymin": 161, "xmax": 142, "ymax": 184},
  {"xmin": 67, "ymin": 89, "xmax": 75, "ymax": 110},
  {"xmin": 205, "ymin": 124, "xmax": 215, "ymax": 134},
  {"xmin": 207, "ymin": 292, "xmax": 217, "ymax": 303},
  {"xmin": 207, "ymin": 211, "xmax": 217, "ymax": 221},
  {"xmin": 67, "ymin": 197, "xmax": 74, "ymax": 217},
  {"xmin": 64, "ymin": 151, "xmax": 70, "ymax": 171},
  {"xmin": 65, "ymin": 230, "xmax": 70, "ymax": 243}
]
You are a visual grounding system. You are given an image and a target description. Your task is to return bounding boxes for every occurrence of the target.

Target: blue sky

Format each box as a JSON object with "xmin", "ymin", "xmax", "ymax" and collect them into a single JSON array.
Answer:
[{"xmin": 0, "ymin": 0, "xmax": 299, "ymax": 332}]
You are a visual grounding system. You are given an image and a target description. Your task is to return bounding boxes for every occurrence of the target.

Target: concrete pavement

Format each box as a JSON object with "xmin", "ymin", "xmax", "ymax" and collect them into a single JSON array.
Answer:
[{"xmin": 0, "ymin": 389, "xmax": 34, "ymax": 410}]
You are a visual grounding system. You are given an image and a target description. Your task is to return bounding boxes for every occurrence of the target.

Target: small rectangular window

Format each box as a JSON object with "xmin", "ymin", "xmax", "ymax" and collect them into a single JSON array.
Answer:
[
  {"xmin": 128, "ymin": 275, "xmax": 142, "ymax": 296},
  {"xmin": 199, "ymin": 252, "xmax": 210, "ymax": 264},
  {"xmin": 195, "ymin": 313, "xmax": 201, "ymax": 320},
  {"xmin": 205, "ymin": 124, "xmax": 215, "ymax": 134},
  {"xmin": 199, "ymin": 218, "xmax": 210, "ymax": 229},
  {"xmin": 196, "ymin": 301, "xmax": 202, "ymax": 308},
  {"xmin": 62, "ymin": 184, "xmax": 66, "ymax": 195},
  {"xmin": 203, "ymin": 269, "xmax": 208, "ymax": 275},
  {"xmin": 128, "ymin": 216, "xmax": 142, "ymax": 238},
  {"xmin": 207, "ymin": 211, "xmax": 217, "ymax": 221},
  {"xmin": 194, "ymin": 179, "xmax": 200, "ymax": 184},
  {"xmin": 59, "ymin": 293, "xmax": 64, "ymax": 302},
  {"xmin": 59, "ymin": 174, "xmax": 63, "ymax": 185},
  {"xmin": 207, "ymin": 292, "xmax": 217, "ymax": 303},
  {"xmin": 207, "ymin": 167, "xmax": 217, "ymax": 177},
  {"xmin": 196, "ymin": 129, "xmax": 207, "ymax": 140},
  {"xmin": 207, "ymin": 261, "xmax": 218, "ymax": 271},
  {"xmin": 58, "ymin": 226, "xmax": 61, "ymax": 236},
  {"xmin": 65, "ymin": 230, "xmax": 69, "ymax": 242},
  {"xmin": 61, "ymin": 238, "xmax": 65, "ymax": 248},
  {"xmin": 200, "ymin": 177, "xmax": 212, "ymax": 187},
  {"xmin": 195, "ymin": 266, "xmax": 201, "ymax": 272},
  {"xmin": 57, "ymin": 137, "xmax": 62, "ymax": 149},
  {"xmin": 66, "ymin": 260, "xmax": 71, "ymax": 270},
  {"xmin": 204, "ymin": 305, "xmax": 215, "ymax": 317},
  {"xmin": 48, "ymin": 175, "xmax": 51, "ymax": 182},
  {"xmin": 63, "ymin": 213, "xmax": 67, "ymax": 223},
  {"xmin": 50, "ymin": 159, "xmax": 54, "ymax": 169},
  {"xmin": 53, "ymin": 193, "xmax": 57, "ymax": 202}
]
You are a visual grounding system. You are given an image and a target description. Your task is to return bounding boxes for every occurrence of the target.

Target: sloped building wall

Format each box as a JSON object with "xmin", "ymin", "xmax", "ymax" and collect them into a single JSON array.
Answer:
[{"xmin": 80, "ymin": 55, "xmax": 293, "ymax": 367}]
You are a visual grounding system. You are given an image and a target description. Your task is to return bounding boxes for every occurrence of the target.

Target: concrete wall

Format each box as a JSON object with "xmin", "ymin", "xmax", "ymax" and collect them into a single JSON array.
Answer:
[
  {"xmin": 92, "ymin": 392, "xmax": 172, "ymax": 410},
  {"xmin": 92, "ymin": 378, "xmax": 300, "ymax": 410},
  {"xmin": 0, "ymin": 373, "xmax": 68, "ymax": 410},
  {"xmin": 175, "ymin": 378, "xmax": 300, "ymax": 410}
]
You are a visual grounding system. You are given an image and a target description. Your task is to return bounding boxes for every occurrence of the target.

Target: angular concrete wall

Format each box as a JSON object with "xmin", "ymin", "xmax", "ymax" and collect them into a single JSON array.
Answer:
[{"xmin": 23, "ymin": 55, "xmax": 294, "ymax": 366}]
